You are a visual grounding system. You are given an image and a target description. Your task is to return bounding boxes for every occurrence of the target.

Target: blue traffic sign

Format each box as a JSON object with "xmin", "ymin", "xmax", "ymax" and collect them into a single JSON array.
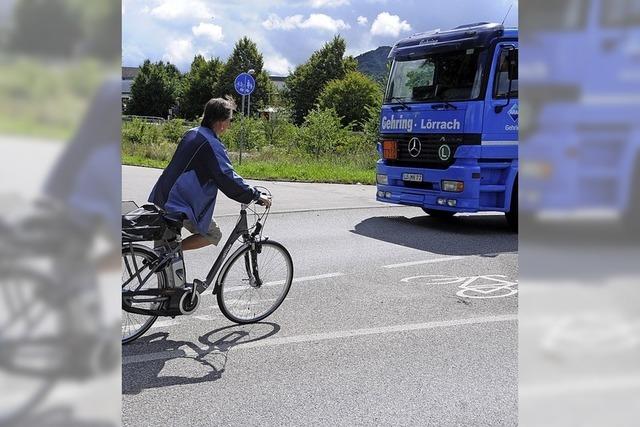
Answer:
[{"xmin": 234, "ymin": 73, "xmax": 256, "ymax": 96}]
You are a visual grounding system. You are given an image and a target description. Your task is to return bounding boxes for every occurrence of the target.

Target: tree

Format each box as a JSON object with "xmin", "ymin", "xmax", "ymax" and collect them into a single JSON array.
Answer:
[
  {"xmin": 285, "ymin": 36, "xmax": 357, "ymax": 124},
  {"xmin": 214, "ymin": 37, "xmax": 275, "ymax": 116},
  {"xmin": 178, "ymin": 55, "xmax": 223, "ymax": 120},
  {"xmin": 318, "ymin": 71, "xmax": 383, "ymax": 130},
  {"xmin": 126, "ymin": 60, "xmax": 181, "ymax": 118}
]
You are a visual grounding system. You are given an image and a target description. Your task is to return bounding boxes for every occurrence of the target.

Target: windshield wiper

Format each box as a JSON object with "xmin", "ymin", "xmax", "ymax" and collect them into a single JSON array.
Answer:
[
  {"xmin": 431, "ymin": 99, "xmax": 458, "ymax": 110},
  {"xmin": 388, "ymin": 97, "xmax": 412, "ymax": 110},
  {"xmin": 432, "ymin": 86, "xmax": 457, "ymax": 110}
]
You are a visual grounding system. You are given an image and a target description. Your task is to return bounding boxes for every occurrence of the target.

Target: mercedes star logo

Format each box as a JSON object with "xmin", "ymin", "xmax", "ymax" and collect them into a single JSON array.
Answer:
[{"xmin": 408, "ymin": 137, "xmax": 421, "ymax": 158}]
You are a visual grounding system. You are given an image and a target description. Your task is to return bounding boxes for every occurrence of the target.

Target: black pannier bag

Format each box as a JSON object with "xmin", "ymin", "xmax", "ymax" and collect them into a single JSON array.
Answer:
[{"xmin": 122, "ymin": 202, "xmax": 171, "ymax": 242}]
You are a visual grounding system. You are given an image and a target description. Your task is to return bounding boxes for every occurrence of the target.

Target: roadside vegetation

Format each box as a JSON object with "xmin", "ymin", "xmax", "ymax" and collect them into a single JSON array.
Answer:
[
  {"xmin": 123, "ymin": 36, "xmax": 385, "ymax": 184},
  {"xmin": 122, "ymin": 106, "xmax": 380, "ymax": 184}
]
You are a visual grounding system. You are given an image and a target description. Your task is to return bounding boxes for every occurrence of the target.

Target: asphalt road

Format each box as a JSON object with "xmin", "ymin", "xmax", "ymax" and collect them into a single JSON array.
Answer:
[{"xmin": 122, "ymin": 166, "xmax": 518, "ymax": 426}]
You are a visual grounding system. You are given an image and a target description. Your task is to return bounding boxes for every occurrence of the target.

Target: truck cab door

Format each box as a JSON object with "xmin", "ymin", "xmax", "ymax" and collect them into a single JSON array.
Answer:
[{"xmin": 483, "ymin": 43, "xmax": 519, "ymax": 144}]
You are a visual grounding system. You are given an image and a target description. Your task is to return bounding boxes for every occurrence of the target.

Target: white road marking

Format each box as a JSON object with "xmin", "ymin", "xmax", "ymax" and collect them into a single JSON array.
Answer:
[
  {"xmin": 401, "ymin": 274, "xmax": 518, "ymax": 299},
  {"xmin": 456, "ymin": 275, "xmax": 518, "ymax": 299},
  {"xmin": 223, "ymin": 272, "xmax": 344, "ymax": 292},
  {"xmin": 123, "ymin": 314, "xmax": 516, "ymax": 365},
  {"xmin": 383, "ymin": 256, "xmax": 463, "ymax": 269},
  {"xmin": 193, "ymin": 314, "xmax": 219, "ymax": 321}
]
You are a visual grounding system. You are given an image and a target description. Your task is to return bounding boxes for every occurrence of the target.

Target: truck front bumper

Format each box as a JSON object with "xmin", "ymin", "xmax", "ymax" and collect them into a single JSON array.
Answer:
[{"xmin": 375, "ymin": 160, "xmax": 481, "ymax": 212}]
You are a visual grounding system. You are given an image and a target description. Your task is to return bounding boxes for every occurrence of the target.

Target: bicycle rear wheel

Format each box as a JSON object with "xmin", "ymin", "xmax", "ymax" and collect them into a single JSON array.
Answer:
[
  {"xmin": 217, "ymin": 240, "xmax": 293, "ymax": 324},
  {"xmin": 121, "ymin": 244, "xmax": 166, "ymax": 344}
]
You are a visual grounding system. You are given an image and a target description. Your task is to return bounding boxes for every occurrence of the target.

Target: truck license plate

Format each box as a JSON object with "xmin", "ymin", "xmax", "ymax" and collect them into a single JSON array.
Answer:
[{"xmin": 402, "ymin": 173, "xmax": 423, "ymax": 182}]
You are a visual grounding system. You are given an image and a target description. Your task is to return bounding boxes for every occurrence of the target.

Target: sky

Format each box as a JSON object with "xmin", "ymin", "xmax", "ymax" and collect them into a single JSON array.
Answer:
[{"xmin": 122, "ymin": 0, "xmax": 518, "ymax": 76}]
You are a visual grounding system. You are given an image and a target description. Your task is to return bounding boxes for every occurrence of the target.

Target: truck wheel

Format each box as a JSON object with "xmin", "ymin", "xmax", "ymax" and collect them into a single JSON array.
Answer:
[
  {"xmin": 422, "ymin": 208, "xmax": 455, "ymax": 218},
  {"xmin": 505, "ymin": 183, "xmax": 518, "ymax": 232}
]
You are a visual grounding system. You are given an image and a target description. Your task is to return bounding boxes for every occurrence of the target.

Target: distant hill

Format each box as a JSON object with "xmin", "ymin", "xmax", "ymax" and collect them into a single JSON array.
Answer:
[{"xmin": 355, "ymin": 46, "xmax": 391, "ymax": 83}]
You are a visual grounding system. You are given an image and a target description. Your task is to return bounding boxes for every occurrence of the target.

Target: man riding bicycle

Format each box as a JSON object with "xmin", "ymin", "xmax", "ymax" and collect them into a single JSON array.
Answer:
[{"xmin": 149, "ymin": 96, "xmax": 271, "ymax": 251}]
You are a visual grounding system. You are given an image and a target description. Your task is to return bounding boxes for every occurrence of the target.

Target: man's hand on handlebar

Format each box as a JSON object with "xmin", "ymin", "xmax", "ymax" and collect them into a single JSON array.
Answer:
[{"xmin": 256, "ymin": 194, "xmax": 272, "ymax": 208}]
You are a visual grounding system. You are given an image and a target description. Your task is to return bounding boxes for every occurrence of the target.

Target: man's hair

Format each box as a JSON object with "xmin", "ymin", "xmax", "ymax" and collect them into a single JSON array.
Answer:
[{"xmin": 200, "ymin": 96, "xmax": 237, "ymax": 128}]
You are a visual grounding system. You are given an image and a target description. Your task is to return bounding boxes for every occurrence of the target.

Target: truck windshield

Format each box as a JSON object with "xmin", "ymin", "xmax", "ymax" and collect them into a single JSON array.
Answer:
[{"xmin": 385, "ymin": 48, "xmax": 486, "ymax": 104}]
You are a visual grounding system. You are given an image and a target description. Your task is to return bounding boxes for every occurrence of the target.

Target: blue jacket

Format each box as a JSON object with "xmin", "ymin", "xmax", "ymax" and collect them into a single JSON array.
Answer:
[{"xmin": 149, "ymin": 126, "xmax": 258, "ymax": 234}]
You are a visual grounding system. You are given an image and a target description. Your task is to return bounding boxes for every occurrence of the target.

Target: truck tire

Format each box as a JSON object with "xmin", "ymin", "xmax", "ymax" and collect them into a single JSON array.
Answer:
[
  {"xmin": 505, "ymin": 182, "xmax": 518, "ymax": 232},
  {"xmin": 422, "ymin": 208, "xmax": 455, "ymax": 218}
]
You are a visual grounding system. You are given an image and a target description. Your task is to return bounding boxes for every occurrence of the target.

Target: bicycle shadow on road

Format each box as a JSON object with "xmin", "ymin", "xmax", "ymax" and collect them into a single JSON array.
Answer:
[
  {"xmin": 122, "ymin": 322, "xmax": 280, "ymax": 395},
  {"xmin": 351, "ymin": 214, "xmax": 517, "ymax": 256}
]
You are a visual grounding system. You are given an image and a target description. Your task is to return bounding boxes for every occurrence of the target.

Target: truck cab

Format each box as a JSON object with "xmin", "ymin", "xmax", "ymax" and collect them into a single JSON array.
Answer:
[{"xmin": 376, "ymin": 23, "xmax": 518, "ymax": 229}]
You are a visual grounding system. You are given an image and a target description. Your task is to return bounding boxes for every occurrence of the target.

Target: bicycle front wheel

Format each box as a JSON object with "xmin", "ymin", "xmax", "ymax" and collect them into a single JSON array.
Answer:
[{"xmin": 217, "ymin": 240, "xmax": 293, "ymax": 324}]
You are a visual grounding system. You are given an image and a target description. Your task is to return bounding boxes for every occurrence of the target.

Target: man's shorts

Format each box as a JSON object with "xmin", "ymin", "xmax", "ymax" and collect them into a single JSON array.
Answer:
[{"xmin": 183, "ymin": 219, "xmax": 222, "ymax": 245}]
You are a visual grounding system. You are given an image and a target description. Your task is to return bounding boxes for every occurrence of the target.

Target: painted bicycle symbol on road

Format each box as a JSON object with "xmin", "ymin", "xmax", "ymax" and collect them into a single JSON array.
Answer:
[{"xmin": 401, "ymin": 274, "xmax": 518, "ymax": 299}]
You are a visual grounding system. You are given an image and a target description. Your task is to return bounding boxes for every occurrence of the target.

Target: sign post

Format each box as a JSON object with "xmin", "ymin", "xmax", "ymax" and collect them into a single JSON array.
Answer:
[{"xmin": 234, "ymin": 72, "xmax": 256, "ymax": 165}]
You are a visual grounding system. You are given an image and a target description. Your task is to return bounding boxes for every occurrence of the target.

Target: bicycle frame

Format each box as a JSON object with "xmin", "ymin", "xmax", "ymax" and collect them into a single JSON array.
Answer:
[
  {"xmin": 201, "ymin": 204, "xmax": 257, "ymax": 293},
  {"xmin": 122, "ymin": 204, "xmax": 259, "ymax": 297}
]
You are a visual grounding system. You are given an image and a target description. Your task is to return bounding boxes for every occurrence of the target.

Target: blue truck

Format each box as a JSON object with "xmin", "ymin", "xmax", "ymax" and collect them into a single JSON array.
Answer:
[
  {"xmin": 375, "ymin": 23, "xmax": 519, "ymax": 230},
  {"xmin": 519, "ymin": 0, "xmax": 640, "ymax": 227}
]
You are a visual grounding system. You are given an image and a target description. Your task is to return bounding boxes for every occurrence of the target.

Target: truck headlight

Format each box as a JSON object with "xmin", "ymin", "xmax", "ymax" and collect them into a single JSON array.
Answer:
[
  {"xmin": 377, "ymin": 174, "xmax": 388, "ymax": 185},
  {"xmin": 442, "ymin": 180, "xmax": 464, "ymax": 192}
]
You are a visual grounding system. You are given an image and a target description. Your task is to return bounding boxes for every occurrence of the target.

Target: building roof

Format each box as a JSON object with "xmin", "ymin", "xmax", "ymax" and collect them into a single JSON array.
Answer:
[{"xmin": 122, "ymin": 66, "xmax": 139, "ymax": 80}]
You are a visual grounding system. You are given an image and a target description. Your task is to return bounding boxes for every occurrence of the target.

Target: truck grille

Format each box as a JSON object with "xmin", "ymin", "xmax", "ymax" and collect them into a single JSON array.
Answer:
[{"xmin": 382, "ymin": 133, "xmax": 480, "ymax": 169}]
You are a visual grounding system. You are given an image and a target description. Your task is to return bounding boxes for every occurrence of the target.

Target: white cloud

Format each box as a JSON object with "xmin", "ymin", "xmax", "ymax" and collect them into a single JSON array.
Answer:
[
  {"xmin": 148, "ymin": 0, "xmax": 213, "ymax": 21},
  {"xmin": 263, "ymin": 14, "xmax": 304, "ymax": 30},
  {"xmin": 357, "ymin": 16, "xmax": 368, "ymax": 26},
  {"xmin": 263, "ymin": 13, "xmax": 350, "ymax": 32},
  {"xmin": 163, "ymin": 38, "xmax": 194, "ymax": 65},
  {"xmin": 310, "ymin": 0, "xmax": 350, "ymax": 8},
  {"xmin": 370, "ymin": 12, "xmax": 412, "ymax": 37},
  {"xmin": 301, "ymin": 14, "xmax": 350, "ymax": 31},
  {"xmin": 264, "ymin": 55, "xmax": 294, "ymax": 76},
  {"xmin": 192, "ymin": 22, "xmax": 224, "ymax": 42}
]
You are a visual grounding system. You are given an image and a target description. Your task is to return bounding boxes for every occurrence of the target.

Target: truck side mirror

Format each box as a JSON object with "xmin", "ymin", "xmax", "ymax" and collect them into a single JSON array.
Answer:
[{"xmin": 507, "ymin": 49, "xmax": 518, "ymax": 81}]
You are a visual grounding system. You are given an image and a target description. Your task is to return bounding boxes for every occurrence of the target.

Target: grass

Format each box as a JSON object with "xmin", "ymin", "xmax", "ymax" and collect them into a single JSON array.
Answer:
[
  {"xmin": 121, "ymin": 116, "xmax": 379, "ymax": 185},
  {"xmin": 235, "ymin": 159, "xmax": 375, "ymax": 184},
  {"xmin": 122, "ymin": 146, "xmax": 376, "ymax": 185}
]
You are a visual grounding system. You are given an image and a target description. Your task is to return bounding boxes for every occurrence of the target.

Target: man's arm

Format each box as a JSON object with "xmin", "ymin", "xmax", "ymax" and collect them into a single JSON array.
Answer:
[{"xmin": 205, "ymin": 142, "xmax": 259, "ymax": 204}]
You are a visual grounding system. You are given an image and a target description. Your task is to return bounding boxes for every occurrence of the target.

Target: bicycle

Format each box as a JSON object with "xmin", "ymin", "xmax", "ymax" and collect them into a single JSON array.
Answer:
[{"xmin": 121, "ymin": 189, "xmax": 293, "ymax": 344}]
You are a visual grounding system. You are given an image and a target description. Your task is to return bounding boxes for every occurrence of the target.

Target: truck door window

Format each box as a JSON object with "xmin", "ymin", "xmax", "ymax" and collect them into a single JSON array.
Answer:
[{"xmin": 494, "ymin": 48, "xmax": 518, "ymax": 99}]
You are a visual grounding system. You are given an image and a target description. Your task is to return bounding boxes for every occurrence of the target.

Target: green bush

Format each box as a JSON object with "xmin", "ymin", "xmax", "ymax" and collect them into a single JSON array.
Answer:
[
  {"xmin": 162, "ymin": 118, "xmax": 187, "ymax": 143},
  {"xmin": 122, "ymin": 118, "xmax": 150, "ymax": 144},
  {"xmin": 318, "ymin": 71, "xmax": 383, "ymax": 131},
  {"xmin": 222, "ymin": 116, "xmax": 267, "ymax": 151},
  {"xmin": 261, "ymin": 114, "xmax": 299, "ymax": 151},
  {"xmin": 298, "ymin": 107, "xmax": 351, "ymax": 158}
]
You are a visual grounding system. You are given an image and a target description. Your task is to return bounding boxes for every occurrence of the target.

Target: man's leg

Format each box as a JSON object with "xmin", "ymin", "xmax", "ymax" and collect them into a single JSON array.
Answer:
[
  {"xmin": 181, "ymin": 219, "xmax": 222, "ymax": 251},
  {"xmin": 182, "ymin": 234, "xmax": 212, "ymax": 251}
]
